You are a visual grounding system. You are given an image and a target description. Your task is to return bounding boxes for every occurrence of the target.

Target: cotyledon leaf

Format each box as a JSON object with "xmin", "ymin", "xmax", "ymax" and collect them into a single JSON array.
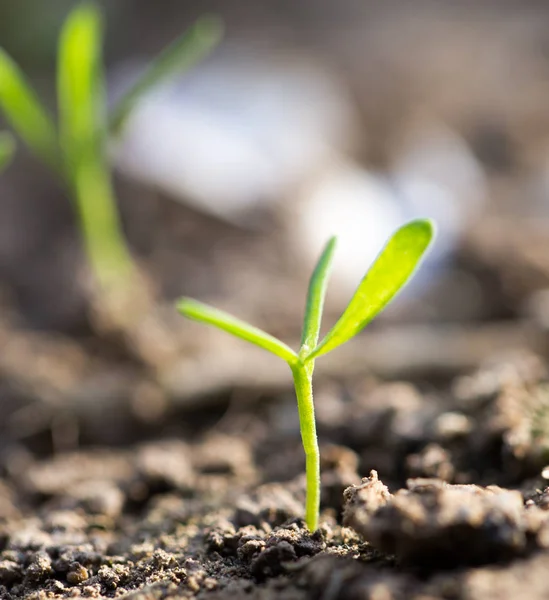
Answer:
[
  {"xmin": 177, "ymin": 298, "xmax": 298, "ymax": 364},
  {"xmin": 300, "ymin": 236, "xmax": 337, "ymax": 356},
  {"xmin": 306, "ymin": 219, "xmax": 435, "ymax": 360}
]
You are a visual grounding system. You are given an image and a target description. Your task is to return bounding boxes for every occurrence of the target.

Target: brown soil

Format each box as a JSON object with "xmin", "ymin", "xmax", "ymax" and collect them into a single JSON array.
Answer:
[{"xmin": 3, "ymin": 339, "xmax": 549, "ymax": 599}]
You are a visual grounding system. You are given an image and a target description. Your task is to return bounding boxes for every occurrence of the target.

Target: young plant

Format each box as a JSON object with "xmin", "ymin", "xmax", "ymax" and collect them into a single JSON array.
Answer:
[
  {"xmin": 0, "ymin": 2, "xmax": 221, "ymax": 313},
  {"xmin": 177, "ymin": 218, "xmax": 435, "ymax": 530}
]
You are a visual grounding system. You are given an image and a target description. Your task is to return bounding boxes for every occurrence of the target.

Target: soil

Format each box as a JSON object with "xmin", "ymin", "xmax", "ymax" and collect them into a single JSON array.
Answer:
[{"xmin": 2, "ymin": 325, "xmax": 549, "ymax": 599}]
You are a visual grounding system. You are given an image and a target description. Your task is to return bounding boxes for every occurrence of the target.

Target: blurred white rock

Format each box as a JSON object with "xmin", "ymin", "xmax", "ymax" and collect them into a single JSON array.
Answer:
[
  {"xmin": 293, "ymin": 163, "xmax": 403, "ymax": 292},
  {"xmin": 295, "ymin": 125, "xmax": 487, "ymax": 294},
  {"xmin": 392, "ymin": 124, "xmax": 487, "ymax": 257},
  {"xmin": 111, "ymin": 52, "xmax": 486, "ymax": 297},
  {"xmin": 111, "ymin": 49, "xmax": 357, "ymax": 225}
]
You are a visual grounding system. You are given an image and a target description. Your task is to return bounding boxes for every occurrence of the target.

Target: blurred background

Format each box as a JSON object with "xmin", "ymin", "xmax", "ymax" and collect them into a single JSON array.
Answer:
[{"xmin": 2, "ymin": 0, "xmax": 549, "ymax": 460}]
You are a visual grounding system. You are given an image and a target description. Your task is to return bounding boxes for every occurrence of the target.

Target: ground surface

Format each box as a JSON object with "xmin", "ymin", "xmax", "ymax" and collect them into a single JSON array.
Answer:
[{"xmin": 3, "ymin": 332, "xmax": 549, "ymax": 599}]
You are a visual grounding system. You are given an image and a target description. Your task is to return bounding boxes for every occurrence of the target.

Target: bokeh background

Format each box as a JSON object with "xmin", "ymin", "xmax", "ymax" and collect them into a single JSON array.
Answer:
[{"xmin": 2, "ymin": 0, "xmax": 549, "ymax": 455}]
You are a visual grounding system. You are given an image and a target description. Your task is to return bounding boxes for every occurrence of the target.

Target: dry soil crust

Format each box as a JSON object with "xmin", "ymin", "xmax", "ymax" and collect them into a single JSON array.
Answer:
[{"xmin": 3, "ymin": 351, "xmax": 549, "ymax": 598}]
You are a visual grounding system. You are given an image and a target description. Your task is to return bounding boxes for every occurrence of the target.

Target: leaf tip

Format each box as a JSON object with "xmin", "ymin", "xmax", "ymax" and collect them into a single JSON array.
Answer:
[
  {"xmin": 405, "ymin": 217, "xmax": 436, "ymax": 238},
  {"xmin": 176, "ymin": 297, "xmax": 194, "ymax": 316},
  {"xmin": 397, "ymin": 217, "xmax": 437, "ymax": 257},
  {"xmin": 62, "ymin": 0, "xmax": 103, "ymax": 42}
]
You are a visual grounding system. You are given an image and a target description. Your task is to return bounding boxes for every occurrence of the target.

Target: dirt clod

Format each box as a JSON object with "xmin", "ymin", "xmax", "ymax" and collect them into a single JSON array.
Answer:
[{"xmin": 344, "ymin": 474, "xmax": 549, "ymax": 567}]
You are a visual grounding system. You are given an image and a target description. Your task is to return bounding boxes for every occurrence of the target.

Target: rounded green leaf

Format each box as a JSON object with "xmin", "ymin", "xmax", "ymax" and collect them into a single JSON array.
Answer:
[{"xmin": 307, "ymin": 219, "xmax": 435, "ymax": 360}]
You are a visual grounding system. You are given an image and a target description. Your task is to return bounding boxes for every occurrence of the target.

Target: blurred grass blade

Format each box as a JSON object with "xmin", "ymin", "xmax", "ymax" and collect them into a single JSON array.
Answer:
[
  {"xmin": 0, "ymin": 131, "xmax": 15, "ymax": 171},
  {"xmin": 109, "ymin": 15, "xmax": 223, "ymax": 135},
  {"xmin": 73, "ymin": 153, "xmax": 134, "ymax": 289},
  {"xmin": 0, "ymin": 49, "xmax": 60, "ymax": 172},
  {"xmin": 300, "ymin": 236, "xmax": 337, "ymax": 355},
  {"xmin": 58, "ymin": 2, "xmax": 135, "ymax": 288},
  {"xmin": 307, "ymin": 219, "xmax": 435, "ymax": 360},
  {"xmin": 178, "ymin": 298, "xmax": 298, "ymax": 364},
  {"xmin": 57, "ymin": 1, "xmax": 104, "ymax": 174}
]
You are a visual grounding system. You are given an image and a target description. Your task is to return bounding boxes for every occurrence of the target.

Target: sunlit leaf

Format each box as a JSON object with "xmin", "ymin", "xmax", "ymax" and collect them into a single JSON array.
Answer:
[
  {"xmin": 300, "ymin": 236, "xmax": 337, "ymax": 356},
  {"xmin": 58, "ymin": 2, "xmax": 135, "ymax": 288},
  {"xmin": 57, "ymin": 1, "xmax": 104, "ymax": 174},
  {"xmin": 109, "ymin": 15, "xmax": 223, "ymax": 135},
  {"xmin": 307, "ymin": 219, "xmax": 435, "ymax": 360},
  {"xmin": 177, "ymin": 298, "xmax": 298, "ymax": 364},
  {"xmin": 0, "ymin": 49, "xmax": 60, "ymax": 172}
]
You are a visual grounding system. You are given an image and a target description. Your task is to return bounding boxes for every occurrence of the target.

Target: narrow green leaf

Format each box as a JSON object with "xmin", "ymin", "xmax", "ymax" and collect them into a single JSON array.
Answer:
[
  {"xmin": 57, "ymin": 1, "xmax": 104, "ymax": 174},
  {"xmin": 72, "ymin": 153, "xmax": 134, "ymax": 289},
  {"xmin": 177, "ymin": 297, "xmax": 298, "ymax": 364},
  {"xmin": 0, "ymin": 49, "xmax": 60, "ymax": 172},
  {"xmin": 109, "ymin": 15, "xmax": 223, "ymax": 135},
  {"xmin": 58, "ymin": 2, "xmax": 135, "ymax": 288},
  {"xmin": 307, "ymin": 219, "xmax": 435, "ymax": 360},
  {"xmin": 300, "ymin": 236, "xmax": 337, "ymax": 355},
  {"xmin": 0, "ymin": 131, "xmax": 15, "ymax": 171}
]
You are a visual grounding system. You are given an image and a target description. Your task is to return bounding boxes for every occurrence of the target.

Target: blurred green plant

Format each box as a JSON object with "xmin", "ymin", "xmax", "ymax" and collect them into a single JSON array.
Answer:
[
  {"xmin": 0, "ymin": 2, "xmax": 222, "ymax": 314},
  {"xmin": 178, "ymin": 219, "xmax": 435, "ymax": 530},
  {"xmin": 0, "ymin": 131, "xmax": 15, "ymax": 171}
]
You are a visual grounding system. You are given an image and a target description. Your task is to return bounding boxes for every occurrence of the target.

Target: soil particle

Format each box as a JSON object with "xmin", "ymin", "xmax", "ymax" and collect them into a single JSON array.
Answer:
[
  {"xmin": 234, "ymin": 480, "xmax": 305, "ymax": 528},
  {"xmin": 406, "ymin": 443, "xmax": 455, "ymax": 482},
  {"xmin": 320, "ymin": 445, "xmax": 360, "ymax": 510},
  {"xmin": 452, "ymin": 350, "xmax": 546, "ymax": 409},
  {"xmin": 65, "ymin": 563, "xmax": 89, "ymax": 585},
  {"xmin": 433, "ymin": 411, "xmax": 473, "ymax": 441},
  {"xmin": 494, "ymin": 383, "xmax": 549, "ymax": 468},
  {"xmin": 0, "ymin": 482, "xmax": 20, "ymax": 521},
  {"xmin": 342, "ymin": 471, "xmax": 392, "ymax": 530},
  {"xmin": 49, "ymin": 480, "xmax": 125, "ymax": 519},
  {"xmin": 0, "ymin": 560, "xmax": 22, "ymax": 585},
  {"xmin": 291, "ymin": 554, "xmax": 413, "ymax": 600},
  {"xmin": 343, "ymin": 472, "xmax": 549, "ymax": 567},
  {"xmin": 193, "ymin": 434, "xmax": 256, "ymax": 479},
  {"xmin": 25, "ymin": 551, "xmax": 53, "ymax": 583},
  {"xmin": 20, "ymin": 451, "xmax": 133, "ymax": 498},
  {"xmin": 135, "ymin": 440, "xmax": 195, "ymax": 495},
  {"xmin": 348, "ymin": 383, "xmax": 431, "ymax": 448},
  {"xmin": 463, "ymin": 551, "xmax": 549, "ymax": 600}
]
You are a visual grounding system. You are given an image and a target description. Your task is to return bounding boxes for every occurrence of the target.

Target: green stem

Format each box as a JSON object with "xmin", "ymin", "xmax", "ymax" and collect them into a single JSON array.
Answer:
[
  {"xmin": 291, "ymin": 360, "xmax": 320, "ymax": 531},
  {"xmin": 72, "ymin": 152, "xmax": 134, "ymax": 293}
]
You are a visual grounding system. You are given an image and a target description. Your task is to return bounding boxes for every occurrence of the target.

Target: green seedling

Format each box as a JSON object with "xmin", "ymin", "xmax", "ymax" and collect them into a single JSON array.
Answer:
[
  {"xmin": 177, "ymin": 218, "xmax": 435, "ymax": 530},
  {"xmin": 0, "ymin": 2, "xmax": 222, "ymax": 299}
]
